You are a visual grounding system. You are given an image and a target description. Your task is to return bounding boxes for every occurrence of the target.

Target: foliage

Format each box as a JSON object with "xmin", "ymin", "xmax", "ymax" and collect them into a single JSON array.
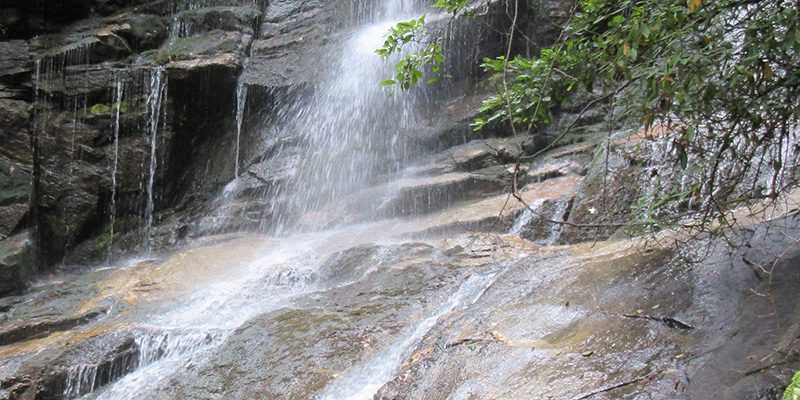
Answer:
[
  {"xmin": 382, "ymin": 0, "xmax": 800, "ymax": 236},
  {"xmin": 89, "ymin": 103, "xmax": 112, "ymax": 114},
  {"xmin": 375, "ymin": 0, "xmax": 476, "ymax": 92},
  {"xmin": 785, "ymin": 370, "xmax": 800, "ymax": 400},
  {"xmin": 376, "ymin": 15, "xmax": 446, "ymax": 91},
  {"xmin": 551, "ymin": 0, "xmax": 800, "ymax": 234}
]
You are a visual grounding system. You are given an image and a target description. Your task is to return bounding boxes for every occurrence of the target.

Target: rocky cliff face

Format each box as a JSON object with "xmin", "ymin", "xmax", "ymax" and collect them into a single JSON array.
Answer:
[{"xmin": 1, "ymin": 0, "xmax": 265, "ymax": 289}]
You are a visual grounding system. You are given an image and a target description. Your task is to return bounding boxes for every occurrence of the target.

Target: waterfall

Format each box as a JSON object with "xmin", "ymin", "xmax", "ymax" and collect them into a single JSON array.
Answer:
[
  {"xmin": 263, "ymin": 1, "xmax": 429, "ymax": 234},
  {"xmin": 58, "ymin": 0, "xmax": 498, "ymax": 398}
]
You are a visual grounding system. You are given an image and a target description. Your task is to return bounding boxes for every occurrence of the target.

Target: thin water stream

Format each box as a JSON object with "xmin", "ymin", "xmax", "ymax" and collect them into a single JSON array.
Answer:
[
  {"xmin": 143, "ymin": 68, "xmax": 168, "ymax": 251},
  {"xmin": 108, "ymin": 77, "xmax": 123, "ymax": 265}
]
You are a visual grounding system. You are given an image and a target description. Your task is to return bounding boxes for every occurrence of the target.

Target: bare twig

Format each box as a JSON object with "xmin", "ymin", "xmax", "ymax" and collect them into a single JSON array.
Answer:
[{"xmin": 568, "ymin": 371, "xmax": 661, "ymax": 400}]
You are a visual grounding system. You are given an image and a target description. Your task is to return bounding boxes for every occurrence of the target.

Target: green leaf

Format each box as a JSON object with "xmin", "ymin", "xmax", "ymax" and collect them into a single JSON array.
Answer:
[
  {"xmin": 684, "ymin": 126, "xmax": 695, "ymax": 142},
  {"xmin": 641, "ymin": 23, "xmax": 651, "ymax": 38},
  {"xmin": 380, "ymin": 80, "xmax": 396, "ymax": 86}
]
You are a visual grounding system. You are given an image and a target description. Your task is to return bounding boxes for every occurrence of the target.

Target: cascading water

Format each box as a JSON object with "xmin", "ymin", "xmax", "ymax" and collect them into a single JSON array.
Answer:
[
  {"xmin": 509, "ymin": 198, "xmax": 545, "ymax": 237},
  {"xmin": 91, "ymin": 231, "xmax": 355, "ymax": 399},
  {"xmin": 259, "ymin": 0, "xmax": 429, "ymax": 234},
  {"xmin": 546, "ymin": 199, "xmax": 570, "ymax": 246}
]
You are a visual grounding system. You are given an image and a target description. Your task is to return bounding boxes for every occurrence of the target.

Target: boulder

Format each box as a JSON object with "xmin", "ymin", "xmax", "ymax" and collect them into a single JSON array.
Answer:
[
  {"xmin": 0, "ymin": 158, "xmax": 31, "ymax": 239},
  {"xmin": 0, "ymin": 99, "xmax": 32, "ymax": 167},
  {"xmin": 172, "ymin": 6, "xmax": 262, "ymax": 37},
  {"xmin": 140, "ymin": 30, "xmax": 250, "ymax": 70},
  {"xmin": 0, "ymin": 40, "xmax": 32, "ymax": 81},
  {"xmin": 240, "ymin": 31, "xmax": 323, "ymax": 88},
  {"xmin": 0, "ymin": 230, "xmax": 34, "ymax": 296},
  {"xmin": 118, "ymin": 14, "xmax": 168, "ymax": 51},
  {"xmin": 260, "ymin": 0, "xmax": 324, "ymax": 38}
]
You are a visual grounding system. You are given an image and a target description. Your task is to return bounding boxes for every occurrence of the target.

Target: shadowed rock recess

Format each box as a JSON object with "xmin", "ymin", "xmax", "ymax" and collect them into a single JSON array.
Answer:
[{"xmin": 0, "ymin": 0, "xmax": 797, "ymax": 399}]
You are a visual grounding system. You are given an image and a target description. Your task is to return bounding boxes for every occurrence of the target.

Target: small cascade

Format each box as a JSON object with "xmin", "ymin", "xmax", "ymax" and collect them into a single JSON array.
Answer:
[
  {"xmin": 509, "ymin": 199, "xmax": 545, "ymax": 237},
  {"xmin": 143, "ymin": 68, "xmax": 168, "ymax": 250},
  {"xmin": 546, "ymin": 199, "xmax": 571, "ymax": 246},
  {"xmin": 234, "ymin": 81, "xmax": 248, "ymax": 179},
  {"xmin": 108, "ymin": 77, "xmax": 124, "ymax": 265},
  {"xmin": 29, "ymin": 41, "xmax": 98, "ymax": 262},
  {"xmin": 509, "ymin": 209, "xmax": 533, "ymax": 237},
  {"xmin": 134, "ymin": 329, "xmax": 222, "ymax": 368},
  {"xmin": 60, "ymin": 349, "xmax": 139, "ymax": 400},
  {"xmin": 62, "ymin": 364, "xmax": 99, "ymax": 399},
  {"xmin": 318, "ymin": 269, "xmax": 501, "ymax": 400}
]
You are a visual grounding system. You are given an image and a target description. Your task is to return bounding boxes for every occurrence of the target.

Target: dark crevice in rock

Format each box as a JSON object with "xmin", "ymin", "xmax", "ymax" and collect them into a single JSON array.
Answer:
[{"xmin": 608, "ymin": 311, "xmax": 695, "ymax": 331}]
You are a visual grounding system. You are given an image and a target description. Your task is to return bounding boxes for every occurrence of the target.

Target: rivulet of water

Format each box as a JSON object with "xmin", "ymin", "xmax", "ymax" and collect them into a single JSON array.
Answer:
[
  {"xmin": 143, "ymin": 68, "xmax": 168, "ymax": 251},
  {"xmin": 234, "ymin": 82, "xmax": 248, "ymax": 179},
  {"xmin": 317, "ymin": 269, "xmax": 501, "ymax": 400},
  {"xmin": 108, "ymin": 76, "xmax": 124, "ymax": 265}
]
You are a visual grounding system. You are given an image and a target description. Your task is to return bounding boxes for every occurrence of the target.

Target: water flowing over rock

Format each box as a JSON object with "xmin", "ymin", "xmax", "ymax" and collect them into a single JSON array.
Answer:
[{"xmin": 0, "ymin": 0, "xmax": 798, "ymax": 399}]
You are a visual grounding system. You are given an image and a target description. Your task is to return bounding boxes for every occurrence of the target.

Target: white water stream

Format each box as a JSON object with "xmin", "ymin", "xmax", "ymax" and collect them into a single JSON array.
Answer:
[{"xmin": 317, "ymin": 270, "xmax": 501, "ymax": 400}]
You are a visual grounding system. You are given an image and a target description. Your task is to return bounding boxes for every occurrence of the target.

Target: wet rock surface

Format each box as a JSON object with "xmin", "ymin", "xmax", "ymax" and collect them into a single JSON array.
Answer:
[
  {"xmin": 388, "ymin": 222, "xmax": 800, "ymax": 399},
  {"xmin": 0, "ymin": 231, "xmax": 34, "ymax": 296},
  {"xmin": 0, "ymin": 213, "xmax": 797, "ymax": 399}
]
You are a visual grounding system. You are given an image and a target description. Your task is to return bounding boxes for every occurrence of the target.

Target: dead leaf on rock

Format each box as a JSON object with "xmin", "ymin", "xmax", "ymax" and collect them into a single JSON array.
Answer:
[{"xmin": 490, "ymin": 331, "xmax": 510, "ymax": 343}]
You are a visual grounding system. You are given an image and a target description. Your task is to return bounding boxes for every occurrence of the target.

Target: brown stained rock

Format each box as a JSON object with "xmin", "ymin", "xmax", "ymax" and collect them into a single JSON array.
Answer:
[{"xmin": 0, "ymin": 308, "xmax": 105, "ymax": 347}]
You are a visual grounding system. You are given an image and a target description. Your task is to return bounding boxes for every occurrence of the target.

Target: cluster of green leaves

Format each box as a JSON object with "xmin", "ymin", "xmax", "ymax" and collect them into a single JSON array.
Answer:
[
  {"xmin": 376, "ymin": 15, "xmax": 445, "ymax": 92},
  {"xmin": 474, "ymin": 44, "xmax": 580, "ymax": 129},
  {"xmin": 380, "ymin": 0, "xmax": 799, "ymax": 234},
  {"xmin": 433, "ymin": 0, "xmax": 470, "ymax": 16},
  {"xmin": 376, "ymin": 0, "xmax": 474, "ymax": 92},
  {"xmin": 478, "ymin": 0, "xmax": 799, "ymax": 233}
]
